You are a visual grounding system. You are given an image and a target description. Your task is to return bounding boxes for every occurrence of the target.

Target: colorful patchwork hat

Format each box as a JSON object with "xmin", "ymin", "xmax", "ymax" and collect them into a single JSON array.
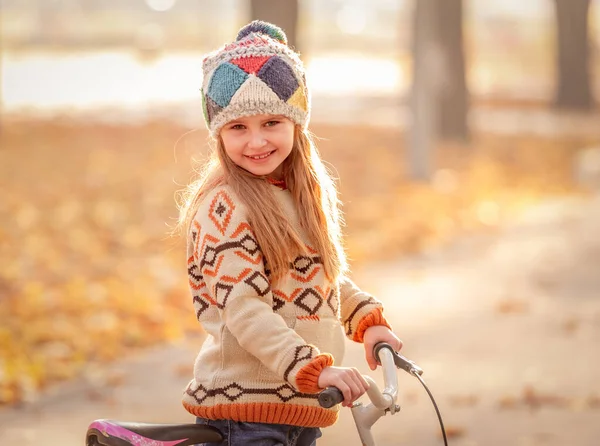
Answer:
[{"xmin": 200, "ymin": 21, "xmax": 310, "ymax": 138}]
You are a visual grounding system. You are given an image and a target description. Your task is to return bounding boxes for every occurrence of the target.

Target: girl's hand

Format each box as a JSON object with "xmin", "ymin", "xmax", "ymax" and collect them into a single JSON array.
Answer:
[
  {"xmin": 317, "ymin": 366, "xmax": 370, "ymax": 407},
  {"xmin": 363, "ymin": 325, "xmax": 403, "ymax": 371}
]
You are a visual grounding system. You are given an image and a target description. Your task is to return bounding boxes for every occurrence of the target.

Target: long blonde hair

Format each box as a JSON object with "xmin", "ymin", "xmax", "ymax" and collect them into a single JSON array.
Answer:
[{"xmin": 176, "ymin": 126, "xmax": 347, "ymax": 283}]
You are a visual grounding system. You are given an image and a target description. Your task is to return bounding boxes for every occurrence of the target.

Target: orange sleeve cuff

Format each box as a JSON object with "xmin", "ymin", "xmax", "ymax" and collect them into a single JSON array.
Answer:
[
  {"xmin": 295, "ymin": 353, "xmax": 334, "ymax": 393},
  {"xmin": 353, "ymin": 307, "xmax": 392, "ymax": 343}
]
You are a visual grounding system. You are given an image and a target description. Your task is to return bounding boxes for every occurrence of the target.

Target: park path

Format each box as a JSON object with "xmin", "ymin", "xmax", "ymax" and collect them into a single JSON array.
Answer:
[{"xmin": 1, "ymin": 192, "xmax": 599, "ymax": 446}]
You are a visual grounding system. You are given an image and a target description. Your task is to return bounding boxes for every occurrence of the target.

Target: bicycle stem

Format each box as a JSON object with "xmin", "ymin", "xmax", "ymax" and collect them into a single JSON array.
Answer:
[
  {"xmin": 350, "ymin": 403, "xmax": 386, "ymax": 446},
  {"xmin": 351, "ymin": 347, "xmax": 400, "ymax": 446}
]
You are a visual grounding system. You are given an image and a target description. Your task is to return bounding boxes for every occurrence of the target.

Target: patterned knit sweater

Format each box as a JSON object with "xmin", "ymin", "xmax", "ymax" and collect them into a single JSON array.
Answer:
[{"xmin": 182, "ymin": 183, "xmax": 391, "ymax": 428}]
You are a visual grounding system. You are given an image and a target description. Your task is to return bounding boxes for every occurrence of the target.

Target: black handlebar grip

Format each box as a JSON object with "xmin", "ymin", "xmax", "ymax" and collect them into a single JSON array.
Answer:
[
  {"xmin": 373, "ymin": 342, "xmax": 395, "ymax": 364},
  {"xmin": 318, "ymin": 387, "xmax": 344, "ymax": 408}
]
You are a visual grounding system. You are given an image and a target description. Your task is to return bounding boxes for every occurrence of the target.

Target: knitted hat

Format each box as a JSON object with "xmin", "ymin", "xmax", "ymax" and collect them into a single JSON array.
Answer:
[{"xmin": 200, "ymin": 21, "xmax": 310, "ymax": 138}]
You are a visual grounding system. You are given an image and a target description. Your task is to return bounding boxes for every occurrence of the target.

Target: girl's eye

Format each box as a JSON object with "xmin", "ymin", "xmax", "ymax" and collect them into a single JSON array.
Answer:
[
  {"xmin": 265, "ymin": 120, "xmax": 279, "ymax": 127},
  {"xmin": 230, "ymin": 124, "xmax": 245, "ymax": 130}
]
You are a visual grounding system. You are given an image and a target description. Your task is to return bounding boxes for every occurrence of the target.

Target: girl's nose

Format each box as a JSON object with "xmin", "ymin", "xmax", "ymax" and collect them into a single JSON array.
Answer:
[{"xmin": 247, "ymin": 129, "xmax": 267, "ymax": 149}]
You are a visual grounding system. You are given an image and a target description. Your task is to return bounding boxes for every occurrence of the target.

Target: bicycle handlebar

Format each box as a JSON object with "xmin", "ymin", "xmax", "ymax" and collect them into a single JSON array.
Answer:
[
  {"xmin": 318, "ymin": 342, "xmax": 400, "ymax": 409},
  {"xmin": 317, "ymin": 343, "xmax": 447, "ymax": 446}
]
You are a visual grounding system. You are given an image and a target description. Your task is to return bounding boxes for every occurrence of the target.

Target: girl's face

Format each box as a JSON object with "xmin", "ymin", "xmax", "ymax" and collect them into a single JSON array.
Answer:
[{"xmin": 220, "ymin": 114, "xmax": 295, "ymax": 179}]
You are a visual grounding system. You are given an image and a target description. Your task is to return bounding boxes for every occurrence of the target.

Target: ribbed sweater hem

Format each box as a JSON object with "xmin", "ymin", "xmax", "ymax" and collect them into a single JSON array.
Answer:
[{"xmin": 183, "ymin": 401, "xmax": 338, "ymax": 428}]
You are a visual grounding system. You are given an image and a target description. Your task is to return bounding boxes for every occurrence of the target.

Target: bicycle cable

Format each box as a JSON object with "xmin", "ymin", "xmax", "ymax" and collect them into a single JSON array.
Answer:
[
  {"xmin": 411, "ymin": 370, "xmax": 448, "ymax": 446},
  {"xmin": 373, "ymin": 344, "xmax": 448, "ymax": 446}
]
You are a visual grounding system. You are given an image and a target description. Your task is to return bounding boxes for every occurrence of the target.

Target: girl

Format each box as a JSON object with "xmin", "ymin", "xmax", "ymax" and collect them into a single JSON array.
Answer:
[{"xmin": 177, "ymin": 20, "xmax": 402, "ymax": 445}]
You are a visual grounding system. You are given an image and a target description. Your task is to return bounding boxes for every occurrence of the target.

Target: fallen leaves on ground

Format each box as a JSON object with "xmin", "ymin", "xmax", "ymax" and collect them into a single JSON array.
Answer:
[
  {"xmin": 442, "ymin": 425, "xmax": 466, "ymax": 439},
  {"xmin": 447, "ymin": 394, "xmax": 479, "ymax": 407},
  {"xmin": 495, "ymin": 298, "xmax": 530, "ymax": 315},
  {"xmin": 0, "ymin": 117, "xmax": 596, "ymax": 407},
  {"xmin": 498, "ymin": 385, "xmax": 600, "ymax": 411}
]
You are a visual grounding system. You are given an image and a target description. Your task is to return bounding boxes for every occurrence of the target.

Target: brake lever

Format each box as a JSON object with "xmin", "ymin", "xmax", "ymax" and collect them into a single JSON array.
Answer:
[{"xmin": 373, "ymin": 342, "xmax": 423, "ymax": 376}]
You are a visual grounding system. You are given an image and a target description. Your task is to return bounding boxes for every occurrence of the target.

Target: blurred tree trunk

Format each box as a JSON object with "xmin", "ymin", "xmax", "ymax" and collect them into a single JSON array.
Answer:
[
  {"xmin": 553, "ymin": 0, "xmax": 594, "ymax": 110},
  {"xmin": 250, "ymin": 0, "xmax": 299, "ymax": 51},
  {"xmin": 435, "ymin": 0, "xmax": 469, "ymax": 141},
  {"xmin": 409, "ymin": 0, "xmax": 437, "ymax": 181},
  {"xmin": 409, "ymin": 0, "xmax": 469, "ymax": 181}
]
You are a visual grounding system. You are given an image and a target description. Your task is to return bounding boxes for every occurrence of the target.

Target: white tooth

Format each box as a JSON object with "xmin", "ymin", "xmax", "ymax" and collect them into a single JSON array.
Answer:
[{"xmin": 251, "ymin": 152, "xmax": 271, "ymax": 160}]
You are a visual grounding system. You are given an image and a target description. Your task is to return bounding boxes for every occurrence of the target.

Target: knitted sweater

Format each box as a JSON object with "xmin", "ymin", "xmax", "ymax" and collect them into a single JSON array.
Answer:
[{"xmin": 182, "ymin": 183, "xmax": 391, "ymax": 428}]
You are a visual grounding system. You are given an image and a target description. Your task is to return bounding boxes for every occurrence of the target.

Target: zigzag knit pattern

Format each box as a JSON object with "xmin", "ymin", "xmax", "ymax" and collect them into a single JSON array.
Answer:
[
  {"xmin": 201, "ymin": 21, "xmax": 310, "ymax": 137},
  {"xmin": 182, "ymin": 184, "xmax": 391, "ymax": 427}
]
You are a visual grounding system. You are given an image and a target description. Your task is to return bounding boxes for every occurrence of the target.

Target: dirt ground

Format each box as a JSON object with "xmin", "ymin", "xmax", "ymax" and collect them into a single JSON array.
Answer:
[{"xmin": 0, "ymin": 192, "xmax": 598, "ymax": 446}]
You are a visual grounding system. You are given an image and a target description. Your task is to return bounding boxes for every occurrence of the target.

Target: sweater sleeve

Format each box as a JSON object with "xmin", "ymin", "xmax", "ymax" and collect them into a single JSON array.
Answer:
[
  {"xmin": 338, "ymin": 276, "xmax": 392, "ymax": 342},
  {"xmin": 190, "ymin": 187, "xmax": 332, "ymax": 392}
]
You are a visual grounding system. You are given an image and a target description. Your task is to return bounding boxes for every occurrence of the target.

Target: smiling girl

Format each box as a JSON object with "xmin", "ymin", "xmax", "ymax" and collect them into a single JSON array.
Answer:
[{"xmin": 177, "ymin": 21, "xmax": 402, "ymax": 446}]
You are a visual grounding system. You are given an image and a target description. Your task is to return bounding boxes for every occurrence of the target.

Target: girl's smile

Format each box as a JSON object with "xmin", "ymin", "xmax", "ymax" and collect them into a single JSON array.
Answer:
[{"xmin": 245, "ymin": 149, "xmax": 277, "ymax": 161}]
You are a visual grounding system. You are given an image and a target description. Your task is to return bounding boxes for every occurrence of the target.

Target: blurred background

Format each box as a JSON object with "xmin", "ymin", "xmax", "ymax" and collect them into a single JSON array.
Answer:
[{"xmin": 1, "ymin": 1, "xmax": 600, "ymax": 445}]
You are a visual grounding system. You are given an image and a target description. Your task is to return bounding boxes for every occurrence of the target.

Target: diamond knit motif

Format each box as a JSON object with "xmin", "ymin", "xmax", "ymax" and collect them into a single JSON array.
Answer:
[
  {"xmin": 230, "ymin": 223, "xmax": 263, "ymax": 265},
  {"xmin": 293, "ymin": 256, "xmax": 316, "ymax": 274},
  {"xmin": 214, "ymin": 282, "xmax": 233, "ymax": 309},
  {"xmin": 208, "ymin": 63, "xmax": 249, "ymax": 108},
  {"xmin": 257, "ymin": 56, "xmax": 299, "ymax": 101},
  {"xmin": 239, "ymin": 234, "xmax": 259, "ymax": 255},
  {"xmin": 201, "ymin": 245, "xmax": 218, "ymax": 268},
  {"xmin": 275, "ymin": 385, "xmax": 296, "ymax": 402},
  {"xmin": 244, "ymin": 271, "xmax": 271, "ymax": 296},
  {"xmin": 188, "ymin": 383, "xmax": 208, "ymax": 404},
  {"xmin": 295, "ymin": 289, "xmax": 323, "ymax": 315},
  {"xmin": 291, "ymin": 255, "xmax": 322, "ymax": 283},
  {"xmin": 231, "ymin": 55, "xmax": 271, "ymax": 74},
  {"xmin": 208, "ymin": 191, "xmax": 235, "ymax": 235},
  {"xmin": 222, "ymin": 383, "xmax": 244, "ymax": 401}
]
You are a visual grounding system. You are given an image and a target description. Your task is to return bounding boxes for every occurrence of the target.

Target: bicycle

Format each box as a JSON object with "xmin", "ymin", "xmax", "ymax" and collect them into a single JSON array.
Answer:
[{"xmin": 86, "ymin": 343, "xmax": 447, "ymax": 446}]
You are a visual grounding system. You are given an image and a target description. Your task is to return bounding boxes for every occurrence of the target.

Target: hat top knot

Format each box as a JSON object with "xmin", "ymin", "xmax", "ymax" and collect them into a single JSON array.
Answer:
[{"xmin": 236, "ymin": 20, "xmax": 288, "ymax": 46}]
